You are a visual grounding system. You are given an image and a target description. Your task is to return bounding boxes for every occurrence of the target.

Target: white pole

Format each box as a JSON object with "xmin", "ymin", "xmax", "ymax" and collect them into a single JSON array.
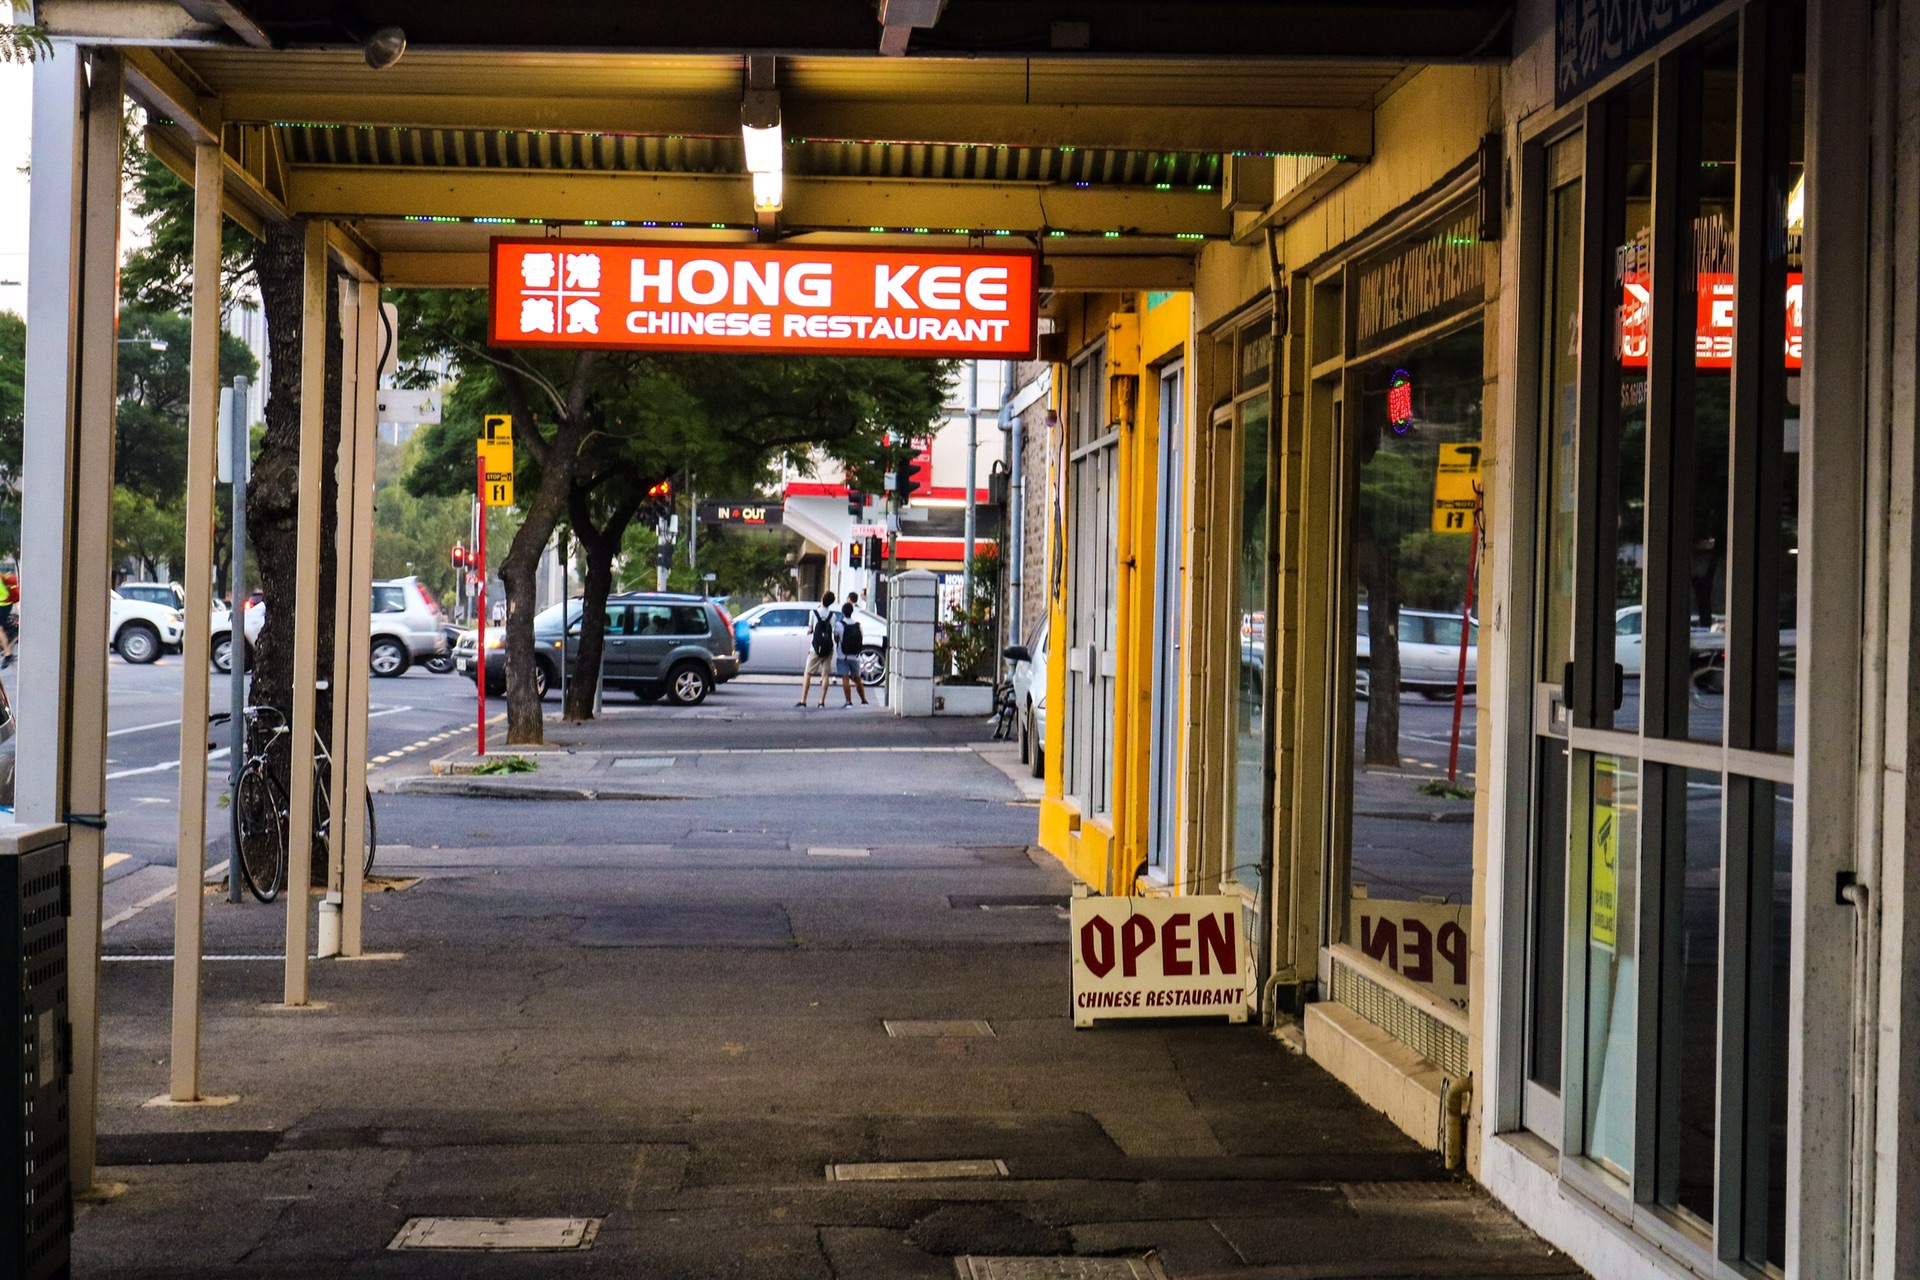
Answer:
[
  {"xmin": 339, "ymin": 285, "xmax": 380, "ymax": 956},
  {"xmin": 964, "ymin": 361, "xmax": 979, "ymax": 603},
  {"xmin": 168, "ymin": 137, "xmax": 223, "ymax": 1099},
  {"xmin": 283, "ymin": 222, "xmax": 329, "ymax": 1006}
]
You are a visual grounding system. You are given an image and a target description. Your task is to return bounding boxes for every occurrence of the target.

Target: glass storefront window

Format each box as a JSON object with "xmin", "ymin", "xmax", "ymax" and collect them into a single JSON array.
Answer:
[
  {"xmin": 1231, "ymin": 393, "xmax": 1270, "ymax": 900},
  {"xmin": 1608, "ymin": 78, "xmax": 1655, "ymax": 733},
  {"xmin": 1344, "ymin": 321, "xmax": 1483, "ymax": 1012},
  {"xmin": 1668, "ymin": 768, "xmax": 1723, "ymax": 1225},
  {"xmin": 1580, "ymin": 752, "xmax": 1639, "ymax": 1179}
]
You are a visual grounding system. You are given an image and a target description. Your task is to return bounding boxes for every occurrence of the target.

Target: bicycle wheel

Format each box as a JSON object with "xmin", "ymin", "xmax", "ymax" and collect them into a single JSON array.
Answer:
[
  {"xmin": 362, "ymin": 788, "xmax": 378, "ymax": 878},
  {"xmin": 231, "ymin": 763, "xmax": 288, "ymax": 903}
]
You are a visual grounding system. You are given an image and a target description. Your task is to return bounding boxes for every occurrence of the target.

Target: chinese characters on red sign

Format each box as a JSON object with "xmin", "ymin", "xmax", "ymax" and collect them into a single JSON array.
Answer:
[
  {"xmin": 488, "ymin": 240, "xmax": 1038, "ymax": 358},
  {"xmin": 1616, "ymin": 272, "xmax": 1804, "ymax": 370}
]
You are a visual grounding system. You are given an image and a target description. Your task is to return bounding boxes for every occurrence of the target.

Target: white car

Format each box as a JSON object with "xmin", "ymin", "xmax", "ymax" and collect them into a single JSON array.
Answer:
[
  {"xmin": 1011, "ymin": 621, "xmax": 1048, "ymax": 779},
  {"xmin": 210, "ymin": 576, "xmax": 449, "ymax": 677},
  {"xmin": 1356, "ymin": 605, "xmax": 1478, "ymax": 697},
  {"xmin": 110, "ymin": 589, "xmax": 185, "ymax": 664},
  {"xmin": 733, "ymin": 601, "xmax": 888, "ymax": 685}
]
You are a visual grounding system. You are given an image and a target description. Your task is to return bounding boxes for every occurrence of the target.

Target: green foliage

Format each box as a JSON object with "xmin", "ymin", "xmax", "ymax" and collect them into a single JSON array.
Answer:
[
  {"xmin": 472, "ymin": 755, "xmax": 538, "ymax": 775},
  {"xmin": 113, "ymin": 304, "xmax": 258, "ymax": 502},
  {"xmin": 373, "ymin": 436, "xmax": 474, "ymax": 605},
  {"xmin": 936, "ymin": 550, "xmax": 1001, "ymax": 683},
  {"xmin": 112, "ymin": 487, "xmax": 184, "ymax": 580},
  {"xmin": 119, "ymin": 146, "xmax": 259, "ymax": 312},
  {"xmin": 0, "ymin": 7, "xmax": 49, "ymax": 63},
  {"xmin": 1396, "ymin": 530, "xmax": 1472, "ymax": 611},
  {"xmin": 0, "ymin": 312, "xmax": 23, "ymax": 551}
]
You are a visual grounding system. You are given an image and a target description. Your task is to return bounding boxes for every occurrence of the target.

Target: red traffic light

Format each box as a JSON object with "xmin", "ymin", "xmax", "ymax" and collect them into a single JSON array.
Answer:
[
  {"xmin": 451, "ymin": 543, "xmax": 467, "ymax": 566},
  {"xmin": 647, "ymin": 480, "xmax": 674, "ymax": 499}
]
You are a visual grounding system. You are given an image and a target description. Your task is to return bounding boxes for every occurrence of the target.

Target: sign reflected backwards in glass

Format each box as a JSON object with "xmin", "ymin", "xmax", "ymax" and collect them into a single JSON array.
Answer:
[
  {"xmin": 1353, "ymin": 205, "xmax": 1486, "ymax": 358},
  {"xmin": 488, "ymin": 240, "xmax": 1038, "ymax": 359}
]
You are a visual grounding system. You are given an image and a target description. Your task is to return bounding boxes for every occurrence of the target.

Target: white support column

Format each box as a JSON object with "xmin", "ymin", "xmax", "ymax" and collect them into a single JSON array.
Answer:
[
  {"xmin": 168, "ymin": 138, "xmax": 224, "ymax": 1102},
  {"xmin": 339, "ymin": 288, "xmax": 381, "ymax": 956},
  {"xmin": 20, "ymin": 46, "xmax": 123, "ymax": 1191},
  {"xmin": 283, "ymin": 222, "xmax": 328, "ymax": 1006},
  {"xmin": 322, "ymin": 284, "xmax": 360, "ymax": 955}
]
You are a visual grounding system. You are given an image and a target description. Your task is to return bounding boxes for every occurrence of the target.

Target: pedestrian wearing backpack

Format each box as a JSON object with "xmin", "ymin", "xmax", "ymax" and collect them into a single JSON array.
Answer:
[
  {"xmin": 834, "ymin": 599, "xmax": 869, "ymax": 708},
  {"xmin": 798, "ymin": 590, "xmax": 837, "ymax": 707}
]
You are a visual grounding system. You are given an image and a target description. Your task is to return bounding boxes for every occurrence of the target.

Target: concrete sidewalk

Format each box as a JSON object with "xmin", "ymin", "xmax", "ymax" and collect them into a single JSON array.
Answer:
[{"xmin": 78, "ymin": 705, "xmax": 1578, "ymax": 1279}]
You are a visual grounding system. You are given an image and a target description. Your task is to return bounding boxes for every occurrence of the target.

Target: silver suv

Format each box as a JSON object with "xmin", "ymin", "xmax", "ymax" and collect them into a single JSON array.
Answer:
[
  {"xmin": 457, "ymin": 592, "xmax": 739, "ymax": 705},
  {"xmin": 369, "ymin": 577, "xmax": 448, "ymax": 676}
]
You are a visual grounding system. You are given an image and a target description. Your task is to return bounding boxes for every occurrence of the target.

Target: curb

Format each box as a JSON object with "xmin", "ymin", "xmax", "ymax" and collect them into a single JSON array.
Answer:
[{"xmin": 392, "ymin": 777, "xmax": 684, "ymax": 802}]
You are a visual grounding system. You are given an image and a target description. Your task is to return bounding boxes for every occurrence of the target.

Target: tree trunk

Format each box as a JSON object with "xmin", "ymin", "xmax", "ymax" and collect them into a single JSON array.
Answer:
[
  {"xmin": 249, "ymin": 219, "xmax": 343, "ymax": 884},
  {"xmin": 1360, "ymin": 531, "xmax": 1403, "ymax": 768},
  {"xmin": 563, "ymin": 482, "xmax": 647, "ymax": 722}
]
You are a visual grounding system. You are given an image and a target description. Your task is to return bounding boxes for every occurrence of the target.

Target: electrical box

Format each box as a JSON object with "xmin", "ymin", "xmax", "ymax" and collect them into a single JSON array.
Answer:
[
  {"xmin": 1, "ymin": 824, "xmax": 71, "ymax": 1280},
  {"xmin": 1222, "ymin": 154, "xmax": 1275, "ymax": 211}
]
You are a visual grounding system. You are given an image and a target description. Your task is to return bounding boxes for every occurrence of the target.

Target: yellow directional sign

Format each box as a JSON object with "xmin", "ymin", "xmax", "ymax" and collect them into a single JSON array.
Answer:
[
  {"xmin": 479, "ymin": 414, "xmax": 514, "ymax": 505},
  {"xmin": 1432, "ymin": 442, "xmax": 1482, "ymax": 533}
]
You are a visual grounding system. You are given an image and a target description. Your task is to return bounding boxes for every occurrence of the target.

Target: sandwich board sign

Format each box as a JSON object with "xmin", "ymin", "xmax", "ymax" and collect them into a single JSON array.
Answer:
[{"xmin": 1070, "ymin": 895, "xmax": 1251, "ymax": 1027}]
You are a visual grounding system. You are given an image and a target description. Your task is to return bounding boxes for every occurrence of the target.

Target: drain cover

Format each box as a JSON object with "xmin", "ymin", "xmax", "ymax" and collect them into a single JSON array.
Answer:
[
  {"xmin": 885, "ymin": 1019, "xmax": 995, "ymax": 1037},
  {"xmin": 828, "ymin": 1158, "xmax": 1008, "ymax": 1181},
  {"xmin": 954, "ymin": 1260, "xmax": 1165, "ymax": 1280},
  {"xmin": 613, "ymin": 757, "xmax": 674, "ymax": 769},
  {"xmin": 388, "ymin": 1217, "xmax": 600, "ymax": 1252},
  {"xmin": 808, "ymin": 846, "xmax": 871, "ymax": 857}
]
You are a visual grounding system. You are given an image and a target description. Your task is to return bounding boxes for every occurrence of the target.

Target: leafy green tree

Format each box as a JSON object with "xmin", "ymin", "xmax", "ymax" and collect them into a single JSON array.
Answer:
[
  {"xmin": 0, "ymin": 2, "xmax": 48, "ymax": 62},
  {"xmin": 0, "ymin": 311, "xmax": 24, "ymax": 556},
  {"xmin": 112, "ymin": 488, "xmax": 184, "ymax": 582},
  {"xmin": 371, "ymin": 436, "xmax": 474, "ymax": 605},
  {"xmin": 120, "ymin": 147, "xmax": 259, "ymax": 313}
]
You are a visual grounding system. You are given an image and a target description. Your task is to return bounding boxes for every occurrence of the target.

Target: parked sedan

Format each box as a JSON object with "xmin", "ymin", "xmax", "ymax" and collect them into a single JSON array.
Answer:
[{"xmin": 733, "ymin": 601, "xmax": 888, "ymax": 685}]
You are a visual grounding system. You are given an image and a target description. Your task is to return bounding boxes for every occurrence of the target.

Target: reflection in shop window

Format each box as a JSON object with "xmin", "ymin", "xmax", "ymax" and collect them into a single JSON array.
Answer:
[
  {"xmin": 1342, "ymin": 322, "xmax": 1483, "ymax": 1010},
  {"xmin": 1582, "ymin": 753, "xmax": 1638, "ymax": 1179}
]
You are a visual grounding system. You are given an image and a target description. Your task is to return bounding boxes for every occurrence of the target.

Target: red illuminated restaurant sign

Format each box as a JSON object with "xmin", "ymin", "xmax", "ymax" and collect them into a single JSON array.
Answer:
[
  {"xmin": 1618, "ymin": 272, "xmax": 1804, "ymax": 370},
  {"xmin": 489, "ymin": 240, "xmax": 1038, "ymax": 358}
]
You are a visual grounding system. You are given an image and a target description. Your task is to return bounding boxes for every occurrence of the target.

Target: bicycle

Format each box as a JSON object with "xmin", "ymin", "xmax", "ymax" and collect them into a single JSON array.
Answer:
[{"xmin": 217, "ymin": 707, "xmax": 376, "ymax": 904}]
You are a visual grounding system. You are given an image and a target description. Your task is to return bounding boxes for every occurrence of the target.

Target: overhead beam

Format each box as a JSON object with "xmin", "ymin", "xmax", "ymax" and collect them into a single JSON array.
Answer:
[
  {"xmin": 224, "ymin": 1, "xmax": 1512, "ymax": 60},
  {"xmin": 123, "ymin": 47, "xmax": 220, "ymax": 143},
  {"xmin": 376, "ymin": 246, "xmax": 1196, "ymax": 292},
  {"xmin": 221, "ymin": 92, "xmax": 1370, "ymax": 157},
  {"xmin": 176, "ymin": 0, "xmax": 274, "ymax": 48},
  {"xmin": 143, "ymin": 126, "xmax": 276, "ymax": 237},
  {"xmin": 286, "ymin": 168, "xmax": 1232, "ymax": 237},
  {"xmin": 37, "ymin": 0, "xmax": 229, "ymax": 44}
]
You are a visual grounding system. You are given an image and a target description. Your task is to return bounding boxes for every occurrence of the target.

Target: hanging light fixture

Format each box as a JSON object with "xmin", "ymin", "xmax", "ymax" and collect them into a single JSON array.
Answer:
[{"xmin": 741, "ymin": 55, "xmax": 783, "ymax": 214}]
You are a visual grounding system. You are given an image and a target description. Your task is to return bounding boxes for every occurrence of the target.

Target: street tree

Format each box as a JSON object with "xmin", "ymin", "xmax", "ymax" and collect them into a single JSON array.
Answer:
[{"xmin": 555, "ymin": 352, "xmax": 949, "ymax": 721}]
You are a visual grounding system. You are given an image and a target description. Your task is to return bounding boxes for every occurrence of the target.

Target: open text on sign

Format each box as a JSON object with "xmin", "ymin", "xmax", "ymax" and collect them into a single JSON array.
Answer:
[
  {"xmin": 1069, "ymin": 896, "xmax": 1251, "ymax": 1028},
  {"xmin": 489, "ymin": 240, "xmax": 1038, "ymax": 358}
]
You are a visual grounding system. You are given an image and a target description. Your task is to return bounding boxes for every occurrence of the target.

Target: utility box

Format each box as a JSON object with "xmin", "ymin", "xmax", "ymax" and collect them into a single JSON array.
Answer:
[
  {"xmin": 1, "ymin": 824, "xmax": 71, "ymax": 1280},
  {"xmin": 887, "ymin": 570, "xmax": 938, "ymax": 717}
]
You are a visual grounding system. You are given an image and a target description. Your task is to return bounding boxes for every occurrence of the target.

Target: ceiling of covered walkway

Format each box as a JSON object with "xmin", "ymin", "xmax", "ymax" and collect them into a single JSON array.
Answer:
[{"xmin": 41, "ymin": 0, "xmax": 1512, "ymax": 290}]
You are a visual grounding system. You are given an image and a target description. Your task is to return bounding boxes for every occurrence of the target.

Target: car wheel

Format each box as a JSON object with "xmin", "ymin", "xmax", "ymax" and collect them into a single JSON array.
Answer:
[
  {"xmin": 369, "ymin": 636, "xmax": 409, "ymax": 677},
  {"xmin": 532, "ymin": 661, "xmax": 551, "ymax": 700},
  {"xmin": 858, "ymin": 644, "xmax": 886, "ymax": 687},
  {"xmin": 1027, "ymin": 708, "xmax": 1044, "ymax": 779},
  {"xmin": 117, "ymin": 622, "xmax": 161, "ymax": 664},
  {"xmin": 1019, "ymin": 700, "xmax": 1031, "ymax": 764},
  {"xmin": 211, "ymin": 631, "xmax": 233, "ymax": 674},
  {"xmin": 666, "ymin": 661, "xmax": 712, "ymax": 706}
]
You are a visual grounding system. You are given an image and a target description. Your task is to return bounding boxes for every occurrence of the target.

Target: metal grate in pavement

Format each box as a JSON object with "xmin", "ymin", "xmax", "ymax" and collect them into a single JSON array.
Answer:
[
  {"xmin": 885, "ymin": 1019, "xmax": 995, "ymax": 1037},
  {"xmin": 612, "ymin": 757, "xmax": 674, "ymax": 768},
  {"xmin": 954, "ymin": 1259, "xmax": 1166, "ymax": 1279},
  {"xmin": 828, "ymin": 1158, "xmax": 1008, "ymax": 1181},
  {"xmin": 1341, "ymin": 1180, "xmax": 1475, "ymax": 1202},
  {"xmin": 808, "ymin": 846, "xmax": 871, "ymax": 858},
  {"xmin": 388, "ymin": 1217, "xmax": 600, "ymax": 1251}
]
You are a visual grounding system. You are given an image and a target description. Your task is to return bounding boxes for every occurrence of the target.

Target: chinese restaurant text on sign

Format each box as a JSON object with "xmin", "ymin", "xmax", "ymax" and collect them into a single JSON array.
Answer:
[{"xmin": 489, "ymin": 240, "xmax": 1038, "ymax": 359}]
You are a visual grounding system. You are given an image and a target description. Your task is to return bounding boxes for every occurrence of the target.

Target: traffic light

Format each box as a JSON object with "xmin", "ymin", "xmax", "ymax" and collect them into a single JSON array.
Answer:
[
  {"xmin": 451, "ymin": 543, "xmax": 467, "ymax": 568},
  {"xmin": 848, "ymin": 540, "xmax": 864, "ymax": 570},
  {"xmin": 846, "ymin": 489, "xmax": 864, "ymax": 518},
  {"xmin": 893, "ymin": 455, "xmax": 922, "ymax": 504},
  {"xmin": 647, "ymin": 479, "xmax": 673, "ymax": 504}
]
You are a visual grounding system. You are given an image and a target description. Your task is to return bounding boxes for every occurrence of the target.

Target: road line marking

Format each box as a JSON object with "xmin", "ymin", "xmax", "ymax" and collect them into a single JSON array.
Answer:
[{"xmin": 107, "ymin": 718, "xmax": 182, "ymax": 738}]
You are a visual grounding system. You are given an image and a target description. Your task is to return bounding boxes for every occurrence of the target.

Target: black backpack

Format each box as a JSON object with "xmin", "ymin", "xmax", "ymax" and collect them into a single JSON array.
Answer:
[
  {"xmin": 810, "ymin": 609, "xmax": 835, "ymax": 658},
  {"xmin": 840, "ymin": 618, "xmax": 864, "ymax": 654}
]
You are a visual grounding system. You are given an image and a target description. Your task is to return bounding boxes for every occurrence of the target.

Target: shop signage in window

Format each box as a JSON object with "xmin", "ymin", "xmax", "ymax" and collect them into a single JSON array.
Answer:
[
  {"xmin": 1591, "ymin": 757, "xmax": 1620, "ymax": 951},
  {"xmin": 1349, "ymin": 897, "xmax": 1470, "ymax": 1010},
  {"xmin": 1617, "ymin": 272, "xmax": 1804, "ymax": 369},
  {"xmin": 489, "ymin": 240, "xmax": 1038, "ymax": 358},
  {"xmin": 697, "ymin": 501, "xmax": 784, "ymax": 526},
  {"xmin": 1431, "ymin": 443, "xmax": 1482, "ymax": 533},
  {"xmin": 1237, "ymin": 323, "xmax": 1274, "ymax": 395},
  {"xmin": 1354, "ymin": 206, "xmax": 1485, "ymax": 358},
  {"xmin": 1555, "ymin": 0, "xmax": 1722, "ymax": 106},
  {"xmin": 1070, "ymin": 896, "xmax": 1250, "ymax": 1027}
]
